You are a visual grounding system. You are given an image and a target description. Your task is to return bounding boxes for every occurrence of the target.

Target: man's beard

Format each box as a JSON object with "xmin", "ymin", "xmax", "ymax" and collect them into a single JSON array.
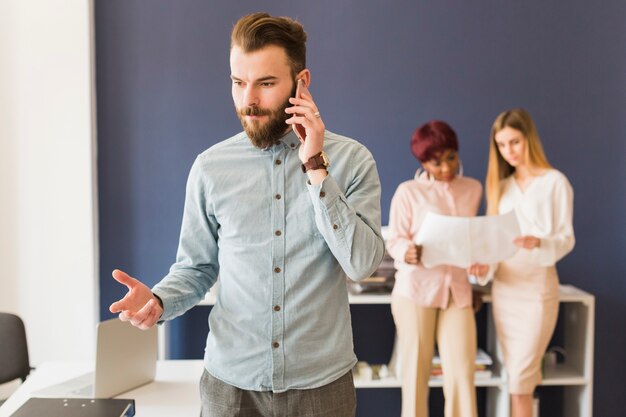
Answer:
[{"xmin": 236, "ymin": 96, "xmax": 292, "ymax": 149}]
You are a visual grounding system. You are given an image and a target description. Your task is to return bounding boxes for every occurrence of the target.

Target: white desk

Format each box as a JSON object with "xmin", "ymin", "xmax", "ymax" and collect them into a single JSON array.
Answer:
[{"xmin": 0, "ymin": 360, "xmax": 205, "ymax": 417}]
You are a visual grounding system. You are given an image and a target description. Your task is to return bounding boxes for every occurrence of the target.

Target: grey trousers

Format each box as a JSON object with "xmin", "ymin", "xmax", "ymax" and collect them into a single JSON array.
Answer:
[{"xmin": 199, "ymin": 369, "xmax": 356, "ymax": 417}]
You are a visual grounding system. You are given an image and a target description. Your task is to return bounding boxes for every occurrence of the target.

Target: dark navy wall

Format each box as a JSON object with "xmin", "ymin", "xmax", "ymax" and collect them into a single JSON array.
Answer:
[{"xmin": 95, "ymin": 1, "xmax": 626, "ymax": 416}]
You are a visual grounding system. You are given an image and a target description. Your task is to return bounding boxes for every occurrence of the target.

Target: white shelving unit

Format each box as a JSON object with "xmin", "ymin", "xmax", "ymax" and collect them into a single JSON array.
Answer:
[
  {"xmin": 346, "ymin": 285, "xmax": 594, "ymax": 417},
  {"xmin": 193, "ymin": 283, "xmax": 594, "ymax": 417}
]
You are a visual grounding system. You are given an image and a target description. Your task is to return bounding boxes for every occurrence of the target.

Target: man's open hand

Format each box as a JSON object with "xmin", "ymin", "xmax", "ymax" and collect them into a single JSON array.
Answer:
[{"xmin": 109, "ymin": 269, "xmax": 163, "ymax": 330}]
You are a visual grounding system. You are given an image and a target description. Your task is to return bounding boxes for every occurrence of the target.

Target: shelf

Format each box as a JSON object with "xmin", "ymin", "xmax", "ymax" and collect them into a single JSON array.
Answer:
[
  {"xmin": 477, "ymin": 284, "xmax": 592, "ymax": 304},
  {"xmin": 349, "ymin": 293, "xmax": 392, "ymax": 304},
  {"xmin": 352, "ymin": 364, "xmax": 587, "ymax": 389},
  {"xmin": 555, "ymin": 285, "xmax": 594, "ymax": 304},
  {"xmin": 353, "ymin": 374, "xmax": 506, "ymax": 389},
  {"xmin": 347, "ymin": 284, "xmax": 594, "ymax": 417},
  {"xmin": 541, "ymin": 364, "xmax": 588, "ymax": 386},
  {"xmin": 197, "ymin": 284, "xmax": 592, "ymax": 306},
  {"xmin": 354, "ymin": 376, "xmax": 400, "ymax": 389}
]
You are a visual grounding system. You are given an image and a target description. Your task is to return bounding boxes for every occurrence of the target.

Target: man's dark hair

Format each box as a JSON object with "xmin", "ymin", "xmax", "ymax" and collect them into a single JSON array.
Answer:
[{"xmin": 231, "ymin": 12, "xmax": 307, "ymax": 78}]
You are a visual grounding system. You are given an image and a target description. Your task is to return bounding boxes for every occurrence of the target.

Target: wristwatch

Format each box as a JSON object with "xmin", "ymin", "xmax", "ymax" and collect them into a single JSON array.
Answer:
[{"xmin": 301, "ymin": 151, "xmax": 330, "ymax": 173}]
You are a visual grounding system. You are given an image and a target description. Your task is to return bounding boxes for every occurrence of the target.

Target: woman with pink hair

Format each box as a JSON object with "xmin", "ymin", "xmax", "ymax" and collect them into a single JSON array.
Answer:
[{"xmin": 387, "ymin": 120, "xmax": 487, "ymax": 417}]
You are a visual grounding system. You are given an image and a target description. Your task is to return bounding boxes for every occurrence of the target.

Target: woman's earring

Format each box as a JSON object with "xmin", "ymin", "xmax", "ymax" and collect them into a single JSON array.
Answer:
[
  {"xmin": 457, "ymin": 159, "xmax": 464, "ymax": 177},
  {"xmin": 415, "ymin": 167, "xmax": 434, "ymax": 181}
]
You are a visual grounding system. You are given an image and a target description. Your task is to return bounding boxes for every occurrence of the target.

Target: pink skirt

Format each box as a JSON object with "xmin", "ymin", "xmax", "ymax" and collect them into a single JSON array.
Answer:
[{"xmin": 492, "ymin": 261, "xmax": 559, "ymax": 394}]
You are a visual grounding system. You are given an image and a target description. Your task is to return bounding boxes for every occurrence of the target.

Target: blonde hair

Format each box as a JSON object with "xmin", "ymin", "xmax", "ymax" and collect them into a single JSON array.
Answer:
[{"xmin": 486, "ymin": 108, "xmax": 552, "ymax": 214}]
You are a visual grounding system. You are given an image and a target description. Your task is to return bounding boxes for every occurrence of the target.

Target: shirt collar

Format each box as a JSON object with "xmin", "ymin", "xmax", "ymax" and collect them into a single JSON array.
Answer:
[
  {"xmin": 414, "ymin": 169, "xmax": 457, "ymax": 190},
  {"xmin": 251, "ymin": 130, "xmax": 301, "ymax": 152}
]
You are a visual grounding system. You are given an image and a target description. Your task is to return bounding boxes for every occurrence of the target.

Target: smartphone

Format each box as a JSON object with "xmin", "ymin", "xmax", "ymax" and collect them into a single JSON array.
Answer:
[{"xmin": 292, "ymin": 79, "xmax": 307, "ymax": 141}]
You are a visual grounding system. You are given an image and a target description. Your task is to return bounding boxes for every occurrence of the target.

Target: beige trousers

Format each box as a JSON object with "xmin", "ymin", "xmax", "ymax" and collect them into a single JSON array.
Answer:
[{"xmin": 391, "ymin": 296, "xmax": 477, "ymax": 417}]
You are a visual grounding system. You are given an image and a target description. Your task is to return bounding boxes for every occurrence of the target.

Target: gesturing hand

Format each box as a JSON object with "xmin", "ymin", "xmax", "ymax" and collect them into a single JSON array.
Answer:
[{"xmin": 109, "ymin": 269, "xmax": 163, "ymax": 330}]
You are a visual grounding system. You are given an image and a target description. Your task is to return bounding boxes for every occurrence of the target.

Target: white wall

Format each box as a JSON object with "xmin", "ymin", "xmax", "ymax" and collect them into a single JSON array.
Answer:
[{"xmin": 0, "ymin": 0, "xmax": 98, "ymax": 373}]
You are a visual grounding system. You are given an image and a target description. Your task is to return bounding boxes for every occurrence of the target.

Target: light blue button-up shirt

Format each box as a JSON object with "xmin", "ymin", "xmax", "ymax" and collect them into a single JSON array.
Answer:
[{"xmin": 153, "ymin": 129, "xmax": 384, "ymax": 392}]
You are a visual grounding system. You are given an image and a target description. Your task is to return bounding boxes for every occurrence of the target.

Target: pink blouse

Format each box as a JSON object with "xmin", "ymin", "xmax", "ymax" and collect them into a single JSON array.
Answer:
[{"xmin": 387, "ymin": 172, "xmax": 483, "ymax": 308}]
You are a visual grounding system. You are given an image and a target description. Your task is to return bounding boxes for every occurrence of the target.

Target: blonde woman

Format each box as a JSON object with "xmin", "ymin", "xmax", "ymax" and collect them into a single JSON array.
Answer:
[
  {"xmin": 486, "ymin": 109, "xmax": 575, "ymax": 417},
  {"xmin": 388, "ymin": 120, "xmax": 486, "ymax": 417}
]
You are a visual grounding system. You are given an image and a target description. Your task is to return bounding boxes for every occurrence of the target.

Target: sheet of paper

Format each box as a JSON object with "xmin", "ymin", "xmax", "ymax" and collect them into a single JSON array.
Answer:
[{"xmin": 414, "ymin": 210, "xmax": 521, "ymax": 268}]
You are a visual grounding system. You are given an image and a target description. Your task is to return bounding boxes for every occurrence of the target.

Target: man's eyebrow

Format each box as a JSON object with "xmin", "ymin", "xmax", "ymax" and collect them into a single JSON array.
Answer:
[
  {"xmin": 230, "ymin": 75, "xmax": 279, "ymax": 82},
  {"xmin": 256, "ymin": 76, "xmax": 279, "ymax": 82}
]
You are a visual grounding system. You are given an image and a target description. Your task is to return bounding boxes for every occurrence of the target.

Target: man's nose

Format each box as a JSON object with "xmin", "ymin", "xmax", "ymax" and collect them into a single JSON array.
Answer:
[{"xmin": 243, "ymin": 85, "xmax": 259, "ymax": 107}]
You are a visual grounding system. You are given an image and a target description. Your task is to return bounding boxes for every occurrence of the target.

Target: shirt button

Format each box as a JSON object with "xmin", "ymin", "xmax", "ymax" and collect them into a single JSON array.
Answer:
[
  {"xmin": 274, "ymin": 267, "xmax": 281, "ymax": 273},
  {"xmin": 273, "ymin": 342, "xmax": 280, "ymax": 348},
  {"xmin": 275, "ymin": 194, "xmax": 281, "ymax": 200},
  {"xmin": 333, "ymin": 224, "xmax": 339, "ymax": 230},
  {"xmin": 275, "ymin": 159, "xmax": 282, "ymax": 165},
  {"xmin": 273, "ymin": 305, "xmax": 281, "ymax": 312},
  {"xmin": 275, "ymin": 230, "xmax": 282, "ymax": 236},
  {"xmin": 290, "ymin": 143, "xmax": 296, "ymax": 149},
  {"xmin": 319, "ymin": 191, "xmax": 326, "ymax": 198}
]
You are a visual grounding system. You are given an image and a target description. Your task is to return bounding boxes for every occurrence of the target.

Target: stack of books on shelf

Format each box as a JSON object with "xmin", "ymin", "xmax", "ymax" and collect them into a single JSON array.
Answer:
[
  {"xmin": 353, "ymin": 348, "xmax": 493, "ymax": 385},
  {"xmin": 431, "ymin": 348, "xmax": 493, "ymax": 379}
]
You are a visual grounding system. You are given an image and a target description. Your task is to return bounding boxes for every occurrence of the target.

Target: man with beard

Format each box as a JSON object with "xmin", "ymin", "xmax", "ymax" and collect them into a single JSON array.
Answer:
[{"xmin": 109, "ymin": 12, "xmax": 384, "ymax": 417}]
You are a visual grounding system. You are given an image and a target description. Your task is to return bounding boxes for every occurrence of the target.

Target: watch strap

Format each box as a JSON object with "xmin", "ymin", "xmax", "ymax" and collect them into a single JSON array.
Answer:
[{"xmin": 301, "ymin": 151, "xmax": 329, "ymax": 173}]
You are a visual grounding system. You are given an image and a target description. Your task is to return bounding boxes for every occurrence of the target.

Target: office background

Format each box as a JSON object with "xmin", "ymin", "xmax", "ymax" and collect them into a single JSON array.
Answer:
[
  {"xmin": 94, "ymin": 1, "xmax": 625, "ymax": 416},
  {"xmin": 95, "ymin": 1, "xmax": 625, "ymax": 415},
  {"xmin": 1, "ymin": 0, "xmax": 623, "ymax": 415}
]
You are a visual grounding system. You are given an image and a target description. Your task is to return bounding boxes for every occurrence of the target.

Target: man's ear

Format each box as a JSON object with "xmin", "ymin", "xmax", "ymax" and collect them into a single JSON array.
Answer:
[{"xmin": 295, "ymin": 69, "xmax": 311, "ymax": 88}]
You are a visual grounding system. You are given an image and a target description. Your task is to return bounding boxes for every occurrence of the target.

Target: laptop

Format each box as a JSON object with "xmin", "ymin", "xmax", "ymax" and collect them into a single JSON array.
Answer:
[{"xmin": 34, "ymin": 318, "xmax": 158, "ymax": 399}]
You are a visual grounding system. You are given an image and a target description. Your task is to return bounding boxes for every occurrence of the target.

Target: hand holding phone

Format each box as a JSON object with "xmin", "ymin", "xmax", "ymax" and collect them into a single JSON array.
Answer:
[{"xmin": 292, "ymin": 79, "xmax": 308, "ymax": 141}]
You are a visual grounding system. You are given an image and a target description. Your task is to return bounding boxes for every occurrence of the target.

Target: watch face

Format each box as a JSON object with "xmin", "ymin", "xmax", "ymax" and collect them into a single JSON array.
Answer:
[{"xmin": 321, "ymin": 152, "xmax": 330, "ymax": 167}]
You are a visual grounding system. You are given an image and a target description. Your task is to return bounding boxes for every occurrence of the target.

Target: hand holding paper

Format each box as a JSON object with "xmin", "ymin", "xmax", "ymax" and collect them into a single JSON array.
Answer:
[{"xmin": 415, "ymin": 211, "xmax": 521, "ymax": 268}]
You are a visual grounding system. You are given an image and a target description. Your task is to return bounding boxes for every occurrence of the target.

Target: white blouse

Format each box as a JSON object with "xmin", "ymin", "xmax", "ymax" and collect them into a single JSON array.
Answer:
[{"xmin": 498, "ymin": 169, "xmax": 575, "ymax": 267}]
